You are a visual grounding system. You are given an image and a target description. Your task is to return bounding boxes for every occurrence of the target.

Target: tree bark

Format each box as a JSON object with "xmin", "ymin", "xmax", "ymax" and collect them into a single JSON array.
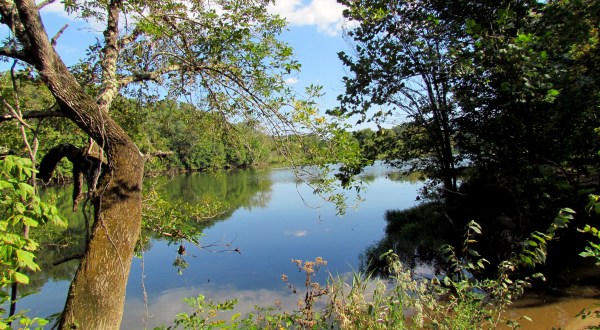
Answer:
[
  {"xmin": 4, "ymin": 0, "xmax": 145, "ymax": 328},
  {"xmin": 59, "ymin": 143, "xmax": 143, "ymax": 329}
]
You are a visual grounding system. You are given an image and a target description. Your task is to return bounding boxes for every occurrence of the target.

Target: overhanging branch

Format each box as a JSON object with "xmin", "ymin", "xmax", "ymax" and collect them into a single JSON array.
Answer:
[
  {"xmin": 118, "ymin": 64, "xmax": 182, "ymax": 87},
  {"xmin": 0, "ymin": 110, "xmax": 63, "ymax": 123}
]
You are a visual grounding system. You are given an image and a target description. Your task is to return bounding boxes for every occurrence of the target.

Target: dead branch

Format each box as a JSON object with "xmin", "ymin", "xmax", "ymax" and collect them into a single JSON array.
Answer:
[
  {"xmin": 53, "ymin": 254, "xmax": 84, "ymax": 266},
  {"xmin": 144, "ymin": 150, "xmax": 174, "ymax": 160},
  {"xmin": 51, "ymin": 23, "xmax": 69, "ymax": 46},
  {"xmin": 36, "ymin": 0, "xmax": 57, "ymax": 10}
]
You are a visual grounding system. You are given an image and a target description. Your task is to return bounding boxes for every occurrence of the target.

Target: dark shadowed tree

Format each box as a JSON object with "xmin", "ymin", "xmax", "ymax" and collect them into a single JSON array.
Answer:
[{"xmin": 335, "ymin": 0, "xmax": 460, "ymax": 193}]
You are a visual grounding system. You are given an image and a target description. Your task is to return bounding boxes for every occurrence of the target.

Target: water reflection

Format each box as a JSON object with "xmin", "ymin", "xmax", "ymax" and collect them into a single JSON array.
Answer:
[
  {"xmin": 123, "ymin": 282, "xmax": 311, "ymax": 329},
  {"xmin": 19, "ymin": 164, "xmax": 420, "ymax": 327},
  {"xmin": 154, "ymin": 168, "xmax": 273, "ymax": 220}
]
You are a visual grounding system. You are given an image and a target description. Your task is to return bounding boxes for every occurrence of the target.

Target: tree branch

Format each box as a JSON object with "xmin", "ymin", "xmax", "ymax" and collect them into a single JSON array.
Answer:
[
  {"xmin": 0, "ymin": 47, "xmax": 28, "ymax": 61},
  {"xmin": 36, "ymin": 0, "xmax": 57, "ymax": 9},
  {"xmin": 118, "ymin": 64, "xmax": 181, "ymax": 86},
  {"xmin": 0, "ymin": 0, "xmax": 30, "ymax": 62},
  {"xmin": 53, "ymin": 254, "xmax": 83, "ymax": 266},
  {"xmin": 96, "ymin": 0, "xmax": 122, "ymax": 113},
  {"xmin": 51, "ymin": 23, "xmax": 69, "ymax": 46},
  {"xmin": 0, "ymin": 109, "xmax": 63, "ymax": 123},
  {"xmin": 118, "ymin": 26, "xmax": 142, "ymax": 48},
  {"xmin": 144, "ymin": 150, "xmax": 174, "ymax": 160}
]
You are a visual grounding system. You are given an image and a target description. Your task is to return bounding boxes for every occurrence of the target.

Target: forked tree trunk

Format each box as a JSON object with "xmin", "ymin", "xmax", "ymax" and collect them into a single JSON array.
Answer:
[{"xmin": 7, "ymin": 0, "xmax": 145, "ymax": 328}]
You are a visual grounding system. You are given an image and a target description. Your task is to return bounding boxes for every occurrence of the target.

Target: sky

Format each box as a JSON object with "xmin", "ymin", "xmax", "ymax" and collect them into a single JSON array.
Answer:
[{"xmin": 29, "ymin": 0, "xmax": 354, "ymax": 117}]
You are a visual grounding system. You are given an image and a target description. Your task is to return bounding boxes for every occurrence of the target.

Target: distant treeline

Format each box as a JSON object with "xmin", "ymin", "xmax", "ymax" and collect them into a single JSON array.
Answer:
[{"xmin": 0, "ymin": 74, "xmax": 319, "ymax": 177}]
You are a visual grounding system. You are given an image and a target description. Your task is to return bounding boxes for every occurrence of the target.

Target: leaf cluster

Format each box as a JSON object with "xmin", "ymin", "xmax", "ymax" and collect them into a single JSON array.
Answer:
[{"xmin": 0, "ymin": 156, "xmax": 66, "ymax": 328}]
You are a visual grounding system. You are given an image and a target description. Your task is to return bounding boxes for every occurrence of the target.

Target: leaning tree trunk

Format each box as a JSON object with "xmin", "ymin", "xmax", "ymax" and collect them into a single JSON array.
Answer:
[
  {"xmin": 59, "ymin": 143, "xmax": 144, "ymax": 329},
  {"xmin": 9, "ymin": 0, "xmax": 145, "ymax": 328}
]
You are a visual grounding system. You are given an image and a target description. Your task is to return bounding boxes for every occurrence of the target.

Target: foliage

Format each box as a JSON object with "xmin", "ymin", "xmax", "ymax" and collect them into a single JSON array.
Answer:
[
  {"xmin": 112, "ymin": 98, "xmax": 277, "ymax": 173},
  {"xmin": 336, "ymin": 0, "xmax": 459, "ymax": 192},
  {"xmin": 0, "ymin": 73, "xmax": 85, "ymax": 181},
  {"xmin": 580, "ymin": 194, "xmax": 600, "ymax": 264},
  {"xmin": 339, "ymin": 0, "xmax": 600, "ymax": 263},
  {"xmin": 159, "ymin": 294, "xmax": 241, "ymax": 330},
  {"xmin": 0, "ymin": 156, "xmax": 65, "ymax": 329},
  {"xmin": 141, "ymin": 181, "xmax": 230, "ymax": 247},
  {"xmin": 450, "ymin": 0, "xmax": 600, "ymax": 186},
  {"xmin": 140, "ymin": 178, "xmax": 233, "ymax": 275}
]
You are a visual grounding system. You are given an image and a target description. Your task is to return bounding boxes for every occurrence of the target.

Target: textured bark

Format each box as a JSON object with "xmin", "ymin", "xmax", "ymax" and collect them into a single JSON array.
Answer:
[
  {"xmin": 2, "ymin": 0, "xmax": 145, "ymax": 328},
  {"xmin": 96, "ymin": 0, "xmax": 122, "ymax": 113},
  {"xmin": 58, "ymin": 143, "xmax": 143, "ymax": 329}
]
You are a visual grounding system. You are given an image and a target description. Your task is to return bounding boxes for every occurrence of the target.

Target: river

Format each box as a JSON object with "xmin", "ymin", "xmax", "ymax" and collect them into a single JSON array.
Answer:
[{"xmin": 15, "ymin": 164, "xmax": 600, "ymax": 329}]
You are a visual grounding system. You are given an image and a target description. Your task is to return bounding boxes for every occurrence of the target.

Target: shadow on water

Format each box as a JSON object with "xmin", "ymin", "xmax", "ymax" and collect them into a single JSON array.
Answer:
[
  {"xmin": 359, "ymin": 201, "xmax": 454, "ymax": 277},
  {"xmin": 359, "ymin": 177, "xmax": 600, "ymax": 328}
]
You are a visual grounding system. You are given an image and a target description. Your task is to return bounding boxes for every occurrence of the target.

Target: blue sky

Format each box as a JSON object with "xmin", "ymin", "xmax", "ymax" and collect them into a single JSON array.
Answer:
[
  {"xmin": 31, "ymin": 0, "xmax": 353, "ymax": 117},
  {"xmin": 267, "ymin": 0, "xmax": 352, "ymax": 112}
]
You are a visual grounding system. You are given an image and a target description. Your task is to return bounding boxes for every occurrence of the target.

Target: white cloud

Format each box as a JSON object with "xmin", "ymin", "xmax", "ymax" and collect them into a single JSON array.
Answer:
[
  {"xmin": 285, "ymin": 77, "xmax": 299, "ymax": 85},
  {"xmin": 41, "ymin": 0, "xmax": 350, "ymax": 36},
  {"xmin": 40, "ymin": 2, "xmax": 106, "ymax": 33},
  {"xmin": 39, "ymin": 1, "xmax": 71, "ymax": 16},
  {"xmin": 268, "ymin": 0, "xmax": 347, "ymax": 36},
  {"xmin": 284, "ymin": 230, "xmax": 307, "ymax": 237}
]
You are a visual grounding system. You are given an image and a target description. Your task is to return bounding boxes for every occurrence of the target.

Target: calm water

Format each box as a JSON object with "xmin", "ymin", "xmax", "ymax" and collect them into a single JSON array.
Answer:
[
  {"xmin": 18, "ymin": 165, "xmax": 600, "ymax": 329},
  {"xmin": 20, "ymin": 164, "xmax": 422, "ymax": 328}
]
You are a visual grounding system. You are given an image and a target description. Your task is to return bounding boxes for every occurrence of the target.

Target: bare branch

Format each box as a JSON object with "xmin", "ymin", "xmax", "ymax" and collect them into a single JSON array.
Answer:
[
  {"xmin": 143, "ymin": 150, "xmax": 174, "ymax": 160},
  {"xmin": 0, "ymin": 109, "xmax": 63, "ymax": 123},
  {"xmin": 0, "ymin": 97, "xmax": 32, "ymax": 129},
  {"xmin": 36, "ymin": 0, "xmax": 56, "ymax": 10},
  {"xmin": 118, "ymin": 64, "xmax": 181, "ymax": 86},
  {"xmin": 53, "ymin": 254, "xmax": 83, "ymax": 266},
  {"xmin": 51, "ymin": 23, "xmax": 69, "ymax": 46}
]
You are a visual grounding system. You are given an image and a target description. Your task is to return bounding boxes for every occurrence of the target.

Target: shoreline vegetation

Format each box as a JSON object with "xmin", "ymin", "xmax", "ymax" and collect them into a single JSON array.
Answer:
[{"xmin": 1, "ymin": 0, "xmax": 599, "ymax": 328}]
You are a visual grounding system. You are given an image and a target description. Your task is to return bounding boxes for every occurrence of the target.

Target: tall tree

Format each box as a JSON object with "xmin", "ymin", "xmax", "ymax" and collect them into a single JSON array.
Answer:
[
  {"xmin": 0, "ymin": 0, "xmax": 307, "ymax": 328},
  {"xmin": 336, "ymin": 0, "xmax": 459, "ymax": 193}
]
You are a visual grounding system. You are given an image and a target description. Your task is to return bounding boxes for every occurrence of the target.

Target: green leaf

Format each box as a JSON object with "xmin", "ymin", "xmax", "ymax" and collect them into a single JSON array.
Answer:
[
  {"xmin": 443, "ymin": 276, "xmax": 452, "ymax": 286},
  {"xmin": 467, "ymin": 249, "xmax": 480, "ymax": 257},
  {"xmin": 17, "ymin": 182, "xmax": 34, "ymax": 198},
  {"xmin": 12, "ymin": 271, "xmax": 29, "ymax": 284},
  {"xmin": 22, "ymin": 216, "xmax": 39, "ymax": 227},
  {"xmin": 16, "ymin": 250, "xmax": 39, "ymax": 270}
]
